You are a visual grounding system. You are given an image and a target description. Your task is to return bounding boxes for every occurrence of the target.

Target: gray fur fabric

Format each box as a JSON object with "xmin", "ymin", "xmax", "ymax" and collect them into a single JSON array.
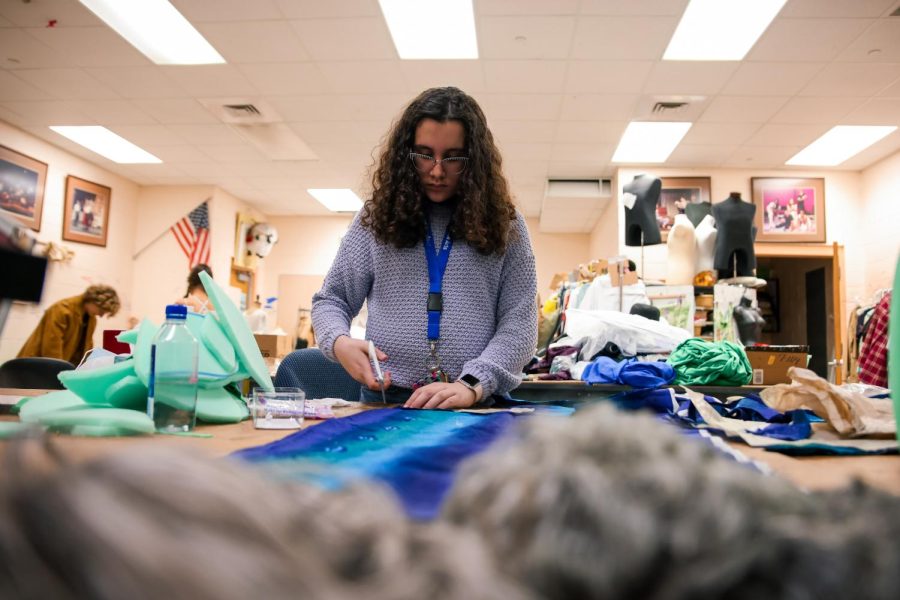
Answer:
[{"xmin": 443, "ymin": 403, "xmax": 900, "ymax": 600}]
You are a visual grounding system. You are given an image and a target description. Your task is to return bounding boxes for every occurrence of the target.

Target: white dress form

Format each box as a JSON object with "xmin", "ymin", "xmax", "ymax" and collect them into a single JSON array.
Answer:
[
  {"xmin": 694, "ymin": 214, "xmax": 717, "ymax": 273},
  {"xmin": 666, "ymin": 214, "xmax": 697, "ymax": 285}
]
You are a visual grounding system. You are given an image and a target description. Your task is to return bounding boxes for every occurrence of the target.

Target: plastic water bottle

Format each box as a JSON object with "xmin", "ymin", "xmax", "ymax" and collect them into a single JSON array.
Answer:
[{"xmin": 148, "ymin": 304, "xmax": 199, "ymax": 433}]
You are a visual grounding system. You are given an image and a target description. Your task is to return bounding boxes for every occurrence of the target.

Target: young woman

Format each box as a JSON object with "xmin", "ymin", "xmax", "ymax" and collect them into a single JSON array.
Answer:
[{"xmin": 312, "ymin": 87, "xmax": 537, "ymax": 409}]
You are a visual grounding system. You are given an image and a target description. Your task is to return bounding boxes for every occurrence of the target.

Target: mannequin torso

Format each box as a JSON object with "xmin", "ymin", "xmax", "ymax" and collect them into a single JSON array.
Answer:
[
  {"xmin": 623, "ymin": 174, "xmax": 662, "ymax": 246},
  {"xmin": 685, "ymin": 201, "xmax": 712, "ymax": 227},
  {"xmin": 712, "ymin": 193, "xmax": 756, "ymax": 277},
  {"xmin": 666, "ymin": 214, "xmax": 697, "ymax": 285},
  {"xmin": 694, "ymin": 214, "xmax": 717, "ymax": 273},
  {"xmin": 734, "ymin": 296, "xmax": 765, "ymax": 345}
]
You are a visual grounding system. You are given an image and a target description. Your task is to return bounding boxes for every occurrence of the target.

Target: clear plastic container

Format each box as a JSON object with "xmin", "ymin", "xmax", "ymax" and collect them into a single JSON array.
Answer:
[{"xmin": 148, "ymin": 304, "xmax": 199, "ymax": 433}]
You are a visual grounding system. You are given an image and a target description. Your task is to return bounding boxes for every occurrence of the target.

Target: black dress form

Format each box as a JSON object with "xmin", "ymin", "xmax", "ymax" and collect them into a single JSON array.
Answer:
[
  {"xmin": 734, "ymin": 296, "xmax": 765, "ymax": 345},
  {"xmin": 685, "ymin": 201, "xmax": 712, "ymax": 227},
  {"xmin": 712, "ymin": 193, "xmax": 756, "ymax": 278},
  {"xmin": 623, "ymin": 174, "xmax": 662, "ymax": 246}
]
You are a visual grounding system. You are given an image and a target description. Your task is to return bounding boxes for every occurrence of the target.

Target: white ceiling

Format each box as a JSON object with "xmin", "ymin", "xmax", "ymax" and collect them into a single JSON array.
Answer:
[{"xmin": 1, "ymin": 0, "xmax": 899, "ymax": 231}]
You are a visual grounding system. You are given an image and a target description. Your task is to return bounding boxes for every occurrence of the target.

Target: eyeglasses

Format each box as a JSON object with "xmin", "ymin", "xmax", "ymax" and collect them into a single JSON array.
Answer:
[{"xmin": 409, "ymin": 152, "xmax": 469, "ymax": 174}]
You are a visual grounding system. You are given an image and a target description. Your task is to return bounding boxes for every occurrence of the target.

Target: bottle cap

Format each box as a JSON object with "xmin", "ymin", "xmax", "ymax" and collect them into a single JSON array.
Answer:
[{"xmin": 165, "ymin": 304, "xmax": 188, "ymax": 320}]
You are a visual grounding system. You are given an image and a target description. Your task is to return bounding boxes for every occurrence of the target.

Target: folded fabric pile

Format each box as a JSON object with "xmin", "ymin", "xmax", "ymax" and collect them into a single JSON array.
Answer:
[{"xmin": 668, "ymin": 338, "xmax": 752, "ymax": 386}]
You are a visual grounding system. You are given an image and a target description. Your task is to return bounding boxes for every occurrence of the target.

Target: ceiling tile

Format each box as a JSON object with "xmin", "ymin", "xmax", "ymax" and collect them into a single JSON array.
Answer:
[
  {"xmin": 555, "ymin": 120, "xmax": 626, "ymax": 143},
  {"xmin": 749, "ymin": 18, "xmax": 873, "ymax": 62},
  {"xmin": 799, "ymin": 62, "xmax": 900, "ymax": 97},
  {"xmin": 769, "ymin": 96, "xmax": 865, "ymax": 124},
  {"xmin": 721, "ymin": 62, "xmax": 824, "ymax": 96},
  {"xmin": 478, "ymin": 0, "xmax": 580, "ymax": 15},
  {"xmin": 289, "ymin": 18, "xmax": 396, "ymax": 61},
  {"xmin": 238, "ymin": 62, "xmax": 332, "ymax": 95},
  {"xmin": 844, "ymin": 98, "xmax": 900, "ymax": 124},
  {"xmin": 288, "ymin": 120, "xmax": 386, "ymax": 146},
  {"xmin": 0, "ymin": 69, "xmax": 53, "ymax": 101},
  {"xmin": 550, "ymin": 142, "xmax": 613, "ymax": 162},
  {"xmin": 14, "ymin": 68, "xmax": 120, "ymax": 100},
  {"xmin": 197, "ymin": 20, "xmax": 311, "ymax": 63},
  {"xmin": 564, "ymin": 61, "xmax": 653, "ymax": 94},
  {"xmin": 837, "ymin": 20, "xmax": 900, "ymax": 62},
  {"xmin": 779, "ymin": 0, "xmax": 896, "ymax": 18},
  {"xmin": 560, "ymin": 94, "xmax": 639, "ymax": 121},
  {"xmin": 483, "ymin": 60, "xmax": 567, "ymax": 93},
  {"xmin": 744, "ymin": 123, "xmax": 825, "ymax": 147},
  {"xmin": 547, "ymin": 160, "xmax": 611, "ymax": 178},
  {"xmin": 172, "ymin": 0, "xmax": 284, "ymax": 22},
  {"xmin": 400, "ymin": 61, "xmax": 487, "ymax": 94},
  {"xmin": 85, "ymin": 66, "xmax": 188, "ymax": 99},
  {"xmin": 143, "ymin": 145, "xmax": 210, "ymax": 163},
  {"xmin": 1, "ymin": 101, "xmax": 91, "ymax": 125},
  {"xmin": 578, "ymin": 0, "xmax": 689, "ymax": 16},
  {"xmin": 69, "ymin": 100, "xmax": 158, "ymax": 125},
  {"xmin": 319, "ymin": 61, "xmax": 406, "ymax": 94},
  {"xmin": 666, "ymin": 144, "xmax": 736, "ymax": 166},
  {"xmin": 679, "ymin": 121, "xmax": 760, "ymax": 146},
  {"xmin": 27, "ymin": 26, "xmax": 149, "ymax": 67},
  {"xmin": 571, "ymin": 16, "xmax": 678, "ymax": 60},
  {"xmin": 166, "ymin": 124, "xmax": 246, "ymax": 145},
  {"xmin": 478, "ymin": 16, "xmax": 576, "ymax": 59},
  {"xmin": 699, "ymin": 96, "xmax": 790, "ymax": 123},
  {"xmin": 0, "ymin": 0, "xmax": 100, "ymax": 27},
  {"xmin": 198, "ymin": 144, "xmax": 269, "ymax": 162},
  {"xmin": 504, "ymin": 160, "xmax": 550, "ymax": 187},
  {"xmin": 878, "ymin": 77, "xmax": 900, "ymax": 97},
  {"xmin": 0, "ymin": 29, "xmax": 74, "ymax": 69},
  {"xmin": 490, "ymin": 120, "xmax": 557, "ymax": 144},
  {"xmin": 274, "ymin": 0, "xmax": 379, "ymax": 18},
  {"xmin": 110, "ymin": 125, "xmax": 187, "ymax": 147},
  {"xmin": 483, "ymin": 94, "xmax": 563, "ymax": 120},
  {"xmin": 721, "ymin": 146, "xmax": 801, "ymax": 168},
  {"xmin": 160, "ymin": 65, "xmax": 258, "ymax": 97},
  {"xmin": 642, "ymin": 61, "xmax": 739, "ymax": 95},
  {"xmin": 134, "ymin": 98, "xmax": 220, "ymax": 124}
]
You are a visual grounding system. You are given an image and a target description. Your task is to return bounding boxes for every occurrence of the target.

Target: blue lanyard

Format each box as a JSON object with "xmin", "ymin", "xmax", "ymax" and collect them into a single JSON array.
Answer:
[{"xmin": 424, "ymin": 219, "xmax": 452, "ymax": 342}]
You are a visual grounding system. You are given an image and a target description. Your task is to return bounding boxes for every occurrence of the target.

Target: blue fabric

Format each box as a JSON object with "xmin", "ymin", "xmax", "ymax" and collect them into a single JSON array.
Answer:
[
  {"xmin": 235, "ymin": 407, "xmax": 529, "ymax": 520},
  {"xmin": 581, "ymin": 357, "xmax": 675, "ymax": 388},
  {"xmin": 424, "ymin": 220, "xmax": 452, "ymax": 341}
]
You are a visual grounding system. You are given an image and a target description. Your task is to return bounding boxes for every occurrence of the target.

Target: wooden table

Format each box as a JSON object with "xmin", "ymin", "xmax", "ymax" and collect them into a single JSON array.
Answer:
[
  {"xmin": 2, "ymin": 388, "xmax": 899, "ymax": 497},
  {"xmin": 515, "ymin": 380, "xmax": 767, "ymax": 402}
]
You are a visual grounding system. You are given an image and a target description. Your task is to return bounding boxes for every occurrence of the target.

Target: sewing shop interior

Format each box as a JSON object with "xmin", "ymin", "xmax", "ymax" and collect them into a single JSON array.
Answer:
[{"xmin": 1, "ymin": 1, "xmax": 900, "ymax": 598}]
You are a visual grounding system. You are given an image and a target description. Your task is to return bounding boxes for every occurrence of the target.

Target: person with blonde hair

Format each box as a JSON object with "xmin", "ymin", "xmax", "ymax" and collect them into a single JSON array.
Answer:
[{"xmin": 17, "ymin": 284, "xmax": 120, "ymax": 365}]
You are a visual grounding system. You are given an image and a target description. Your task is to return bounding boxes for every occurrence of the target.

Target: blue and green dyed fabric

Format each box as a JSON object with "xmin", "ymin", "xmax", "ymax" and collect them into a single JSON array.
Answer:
[{"xmin": 234, "ymin": 407, "xmax": 565, "ymax": 520}]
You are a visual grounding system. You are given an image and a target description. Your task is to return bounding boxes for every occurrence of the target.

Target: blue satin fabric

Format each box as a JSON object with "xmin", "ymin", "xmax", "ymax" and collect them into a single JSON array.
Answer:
[
  {"xmin": 234, "ymin": 407, "xmax": 535, "ymax": 520},
  {"xmin": 581, "ymin": 357, "xmax": 675, "ymax": 388}
]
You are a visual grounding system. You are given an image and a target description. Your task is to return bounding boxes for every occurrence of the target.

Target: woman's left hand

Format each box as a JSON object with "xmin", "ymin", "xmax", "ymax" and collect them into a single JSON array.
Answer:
[{"xmin": 404, "ymin": 381, "xmax": 477, "ymax": 410}]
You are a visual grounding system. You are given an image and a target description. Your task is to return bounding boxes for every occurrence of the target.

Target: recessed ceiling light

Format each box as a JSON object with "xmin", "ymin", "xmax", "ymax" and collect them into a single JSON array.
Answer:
[
  {"xmin": 78, "ymin": 0, "xmax": 225, "ymax": 65},
  {"xmin": 308, "ymin": 189, "xmax": 364, "ymax": 213},
  {"xmin": 663, "ymin": 0, "xmax": 787, "ymax": 61},
  {"xmin": 786, "ymin": 125, "xmax": 898, "ymax": 166},
  {"xmin": 49, "ymin": 126, "xmax": 162, "ymax": 164},
  {"xmin": 612, "ymin": 122, "xmax": 692, "ymax": 163},
  {"xmin": 378, "ymin": 0, "xmax": 478, "ymax": 59}
]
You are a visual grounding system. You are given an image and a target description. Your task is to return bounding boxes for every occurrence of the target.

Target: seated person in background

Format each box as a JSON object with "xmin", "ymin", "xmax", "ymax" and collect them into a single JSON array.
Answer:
[
  {"xmin": 17, "ymin": 284, "xmax": 120, "ymax": 365},
  {"xmin": 175, "ymin": 263, "xmax": 213, "ymax": 313}
]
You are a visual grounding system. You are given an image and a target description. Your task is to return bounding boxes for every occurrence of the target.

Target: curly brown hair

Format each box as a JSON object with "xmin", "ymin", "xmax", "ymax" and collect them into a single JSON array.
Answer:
[
  {"xmin": 83, "ymin": 284, "xmax": 120, "ymax": 316},
  {"xmin": 185, "ymin": 263, "xmax": 213, "ymax": 297},
  {"xmin": 360, "ymin": 87, "xmax": 517, "ymax": 255}
]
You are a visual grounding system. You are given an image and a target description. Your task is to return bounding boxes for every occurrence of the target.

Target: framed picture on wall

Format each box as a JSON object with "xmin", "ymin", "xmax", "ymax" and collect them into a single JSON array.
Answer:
[
  {"xmin": 751, "ymin": 177, "xmax": 825, "ymax": 243},
  {"xmin": 63, "ymin": 175, "xmax": 111, "ymax": 247},
  {"xmin": 0, "ymin": 145, "xmax": 48, "ymax": 231},
  {"xmin": 658, "ymin": 176, "xmax": 711, "ymax": 240}
]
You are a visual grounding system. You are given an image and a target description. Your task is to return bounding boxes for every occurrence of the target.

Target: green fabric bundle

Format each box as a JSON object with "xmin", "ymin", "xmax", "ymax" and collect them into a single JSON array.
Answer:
[{"xmin": 669, "ymin": 338, "xmax": 752, "ymax": 386}]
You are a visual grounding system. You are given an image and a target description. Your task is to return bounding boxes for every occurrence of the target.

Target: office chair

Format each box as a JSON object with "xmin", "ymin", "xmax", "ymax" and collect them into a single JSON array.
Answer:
[
  {"xmin": 0, "ymin": 357, "xmax": 75, "ymax": 390},
  {"xmin": 275, "ymin": 348, "xmax": 361, "ymax": 401}
]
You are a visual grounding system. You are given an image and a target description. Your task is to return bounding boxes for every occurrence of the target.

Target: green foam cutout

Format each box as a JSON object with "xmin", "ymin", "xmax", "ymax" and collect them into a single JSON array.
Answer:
[
  {"xmin": 197, "ymin": 387, "xmax": 249, "ymax": 424},
  {"xmin": 18, "ymin": 390, "xmax": 90, "ymax": 423},
  {"xmin": 59, "ymin": 359, "xmax": 138, "ymax": 404},
  {"xmin": 201, "ymin": 312, "xmax": 238, "ymax": 373},
  {"xmin": 34, "ymin": 407, "xmax": 154, "ymax": 437},
  {"xmin": 0, "ymin": 421, "xmax": 33, "ymax": 439},
  {"xmin": 117, "ymin": 328, "xmax": 139, "ymax": 345},
  {"xmin": 105, "ymin": 374, "xmax": 149, "ymax": 411}
]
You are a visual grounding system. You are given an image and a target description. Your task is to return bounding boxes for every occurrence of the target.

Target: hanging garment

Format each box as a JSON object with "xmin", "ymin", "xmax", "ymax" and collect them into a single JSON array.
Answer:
[{"xmin": 858, "ymin": 293, "xmax": 891, "ymax": 388}]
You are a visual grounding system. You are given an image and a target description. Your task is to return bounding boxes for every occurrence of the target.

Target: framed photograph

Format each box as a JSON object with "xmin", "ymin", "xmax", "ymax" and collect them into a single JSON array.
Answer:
[
  {"xmin": 752, "ymin": 177, "xmax": 825, "ymax": 243},
  {"xmin": 0, "ymin": 145, "xmax": 48, "ymax": 231},
  {"xmin": 658, "ymin": 176, "xmax": 711, "ymax": 240},
  {"xmin": 63, "ymin": 175, "xmax": 111, "ymax": 247}
]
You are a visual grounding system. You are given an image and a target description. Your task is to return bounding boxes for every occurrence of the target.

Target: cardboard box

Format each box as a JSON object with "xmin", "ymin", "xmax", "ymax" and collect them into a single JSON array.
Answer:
[
  {"xmin": 253, "ymin": 333, "xmax": 293, "ymax": 359},
  {"xmin": 745, "ymin": 346, "xmax": 809, "ymax": 385}
]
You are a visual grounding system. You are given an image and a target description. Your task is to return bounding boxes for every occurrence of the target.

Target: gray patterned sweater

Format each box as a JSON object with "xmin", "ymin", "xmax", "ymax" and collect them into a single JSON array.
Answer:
[{"xmin": 312, "ymin": 201, "xmax": 538, "ymax": 397}]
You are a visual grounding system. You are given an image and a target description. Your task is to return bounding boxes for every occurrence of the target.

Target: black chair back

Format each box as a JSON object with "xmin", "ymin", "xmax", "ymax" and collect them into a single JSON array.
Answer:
[
  {"xmin": 0, "ymin": 357, "xmax": 75, "ymax": 390},
  {"xmin": 274, "ymin": 349, "xmax": 361, "ymax": 401}
]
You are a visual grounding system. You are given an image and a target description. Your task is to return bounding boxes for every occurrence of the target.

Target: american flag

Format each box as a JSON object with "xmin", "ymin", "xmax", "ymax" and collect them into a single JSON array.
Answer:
[{"xmin": 171, "ymin": 201, "xmax": 210, "ymax": 267}]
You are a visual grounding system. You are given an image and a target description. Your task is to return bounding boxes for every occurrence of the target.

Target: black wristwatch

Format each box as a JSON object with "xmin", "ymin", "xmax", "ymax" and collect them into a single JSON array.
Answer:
[{"xmin": 457, "ymin": 374, "xmax": 481, "ymax": 402}]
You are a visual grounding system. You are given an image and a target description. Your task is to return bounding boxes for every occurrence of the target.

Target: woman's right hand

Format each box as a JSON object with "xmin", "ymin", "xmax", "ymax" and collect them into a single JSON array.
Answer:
[{"xmin": 333, "ymin": 335, "xmax": 391, "ymax": 391}]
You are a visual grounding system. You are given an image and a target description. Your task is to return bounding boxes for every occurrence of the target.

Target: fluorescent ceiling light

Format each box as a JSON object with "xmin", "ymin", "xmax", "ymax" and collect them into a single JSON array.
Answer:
[
  {"xmin": 308, "ymin": 189, "xmax": 364, "ymax": 213},
  {"xmin": 612, "ymin": 122, "xmax": 692, "ymax": 163},
  {"xmin": 664, "ymin": 0, "xmax": 786, "ymax": 61},
  {"xmin": 378, "ymin": 0, "xmax": 478, "ymax": 59},
  {"xmin": 79, "ymin": 0, "xmax": 225, "ymax": 65},
  {"xmin": 786, "ymin": 125, "xmax": 898, "ymax": 166},
  {"xmin": 50, "ymin": 126, "xmax": 162, "ymax": 164}
]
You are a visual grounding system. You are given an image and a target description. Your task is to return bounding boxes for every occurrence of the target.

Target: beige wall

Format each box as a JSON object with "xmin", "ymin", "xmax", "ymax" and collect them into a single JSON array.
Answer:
[
  {"xmin": 526, "ymin": 218, "xmax": 591, "ymax": 295},
  {"xmin": 859, "ymin": 150, "xmax": 900, "ymax": 298},
  {"xmin": 0, "ymin": 121, "xmax": 139, "ymax": 364}
]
